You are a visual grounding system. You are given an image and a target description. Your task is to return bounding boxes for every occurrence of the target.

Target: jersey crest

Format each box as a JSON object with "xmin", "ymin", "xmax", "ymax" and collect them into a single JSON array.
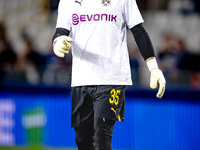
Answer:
[{"xmin": 101, "ymin": 0, "xmax": 111, "ymax": 6}]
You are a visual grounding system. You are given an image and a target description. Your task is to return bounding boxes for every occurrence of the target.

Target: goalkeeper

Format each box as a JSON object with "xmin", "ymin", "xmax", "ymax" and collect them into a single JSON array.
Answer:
[{"xmin": 52, "ymin": 0, "xmax": 166, "ymax": 149}]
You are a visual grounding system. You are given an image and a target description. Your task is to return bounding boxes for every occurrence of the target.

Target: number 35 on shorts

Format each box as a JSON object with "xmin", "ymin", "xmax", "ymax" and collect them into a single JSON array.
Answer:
[{"xmin": 109, "ymin": 89, "xmax": 121, "ymax": 106}]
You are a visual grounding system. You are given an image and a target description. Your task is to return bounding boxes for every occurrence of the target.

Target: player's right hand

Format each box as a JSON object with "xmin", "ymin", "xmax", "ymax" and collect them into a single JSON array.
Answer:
[{"xmin": 53, "ymin": 35, "xmax": 73, "ymax": 58}]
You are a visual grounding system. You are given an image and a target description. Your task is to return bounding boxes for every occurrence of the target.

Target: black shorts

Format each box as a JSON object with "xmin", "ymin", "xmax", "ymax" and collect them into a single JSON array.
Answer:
[{"xmin": 71, "ymin": 85, "xmax": 126, "ymax": 127}]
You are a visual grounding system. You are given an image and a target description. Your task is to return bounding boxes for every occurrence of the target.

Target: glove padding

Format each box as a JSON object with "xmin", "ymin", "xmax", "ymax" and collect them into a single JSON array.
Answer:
[
  {"xmin": 53, "ymin": 35, "xmax": 73, "ymax": 58},
  {"xmin": 150, "ymin": 69, "xmax": 166, "ymax": 99}
]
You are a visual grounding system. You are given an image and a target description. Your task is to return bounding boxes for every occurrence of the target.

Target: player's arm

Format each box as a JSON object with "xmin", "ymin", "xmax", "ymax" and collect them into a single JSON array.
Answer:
[
  {"xmin": 52, "ymin": 28, "xmax": 73, "ymax": 58},
  {"xmin": 130, "ymin": 23, "xmax": 166, "ymax": 99}
]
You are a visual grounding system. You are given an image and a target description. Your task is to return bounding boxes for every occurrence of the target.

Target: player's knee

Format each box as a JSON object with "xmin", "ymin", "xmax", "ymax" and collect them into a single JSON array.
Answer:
[
  {"xmin": 74, "ymin": 125, "xmax": 94, "ymax": 150},
  {"xmin": 75, "ymin": 132, "xmax": 94, "ymax": 150},
  {"xmin": 94, "ymin": 118, "xmax": 115, "ymax": 150},
  {"xmin": 94, "ymin": 124, "xmax": 112, "ymax": 142},
  {"xmin": 75, "ymin": 133, "xmax": 85, "ymax": 148}
]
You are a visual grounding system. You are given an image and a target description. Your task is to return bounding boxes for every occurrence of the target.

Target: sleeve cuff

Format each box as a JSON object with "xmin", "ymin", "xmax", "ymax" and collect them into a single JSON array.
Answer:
[{"xmin": 146, "ymin": 58, "xmax": 159, "ymax": 72}]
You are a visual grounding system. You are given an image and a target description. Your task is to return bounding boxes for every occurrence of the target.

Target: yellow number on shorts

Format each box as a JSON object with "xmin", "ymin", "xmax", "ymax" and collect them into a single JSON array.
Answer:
[
  {"xmin": 109, "ymin": 89, "xmax": 120, "ymax": 106},
  {"xmin": 115, "ymin": 90, "xmax": 120, "ymax": 105}
]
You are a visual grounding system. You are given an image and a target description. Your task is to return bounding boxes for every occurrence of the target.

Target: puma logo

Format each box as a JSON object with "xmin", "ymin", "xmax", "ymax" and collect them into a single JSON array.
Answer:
[
  {"xmin": 75, "ymin": 0, "xmax": 83, "ymax": 6},
  {"xmin": 111, "ymin": 107, "xmax": 121, "ymax": 121},
  {"xmin": 111, "ymin": 107, "xmax": 117, "ymax": 115}
]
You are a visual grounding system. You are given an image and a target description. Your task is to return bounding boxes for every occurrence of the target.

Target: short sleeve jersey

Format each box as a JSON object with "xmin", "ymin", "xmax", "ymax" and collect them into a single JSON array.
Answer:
[{"xmin": 56, "ymin": 0, "xmax": 144, "ymax": 87}]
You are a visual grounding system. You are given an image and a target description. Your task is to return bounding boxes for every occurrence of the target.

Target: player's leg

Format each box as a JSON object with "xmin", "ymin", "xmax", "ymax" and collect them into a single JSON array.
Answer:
[
  {"xmin": 93, "ymin": 85, "xmax": 126, "ymax": 150},
  {"xmin": 71, "ymin": 86, "xmax": 96, "ymax": 150},
  {"xmin": 74, "ymin": 120, "xmax": 94, "ymax": 150},
  {"xmin": 93, "ymin": 118, "xmax": 115, "ymax": 150}
]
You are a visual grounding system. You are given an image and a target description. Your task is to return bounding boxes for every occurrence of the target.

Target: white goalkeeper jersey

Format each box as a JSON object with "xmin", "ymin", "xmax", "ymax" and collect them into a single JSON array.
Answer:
[{"xmin": 56, "ymin": 0, "xmax": 144, "ymax": 87}]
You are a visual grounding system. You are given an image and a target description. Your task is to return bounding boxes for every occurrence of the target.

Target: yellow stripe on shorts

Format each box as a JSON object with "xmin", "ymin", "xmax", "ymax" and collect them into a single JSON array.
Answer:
[{"xmin": 118, "ymin": 115, "xmax": 121, "ymax": 121}]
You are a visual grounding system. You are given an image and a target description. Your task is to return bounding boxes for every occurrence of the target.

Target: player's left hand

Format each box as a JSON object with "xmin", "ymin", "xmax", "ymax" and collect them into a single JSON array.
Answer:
[
  {"xmin": 146, "ymin": 58, "xmax": 166, "ymax": 99},
  {"xmin": 150, "ymin": 69, "xmax": 166, "ymax": 99}
]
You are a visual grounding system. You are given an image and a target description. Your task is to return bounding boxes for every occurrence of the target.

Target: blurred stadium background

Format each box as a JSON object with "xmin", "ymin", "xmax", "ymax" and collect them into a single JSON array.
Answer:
[{"xmin": 0, "ymin": 0, "xmax": 200, "ymax": 150}]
